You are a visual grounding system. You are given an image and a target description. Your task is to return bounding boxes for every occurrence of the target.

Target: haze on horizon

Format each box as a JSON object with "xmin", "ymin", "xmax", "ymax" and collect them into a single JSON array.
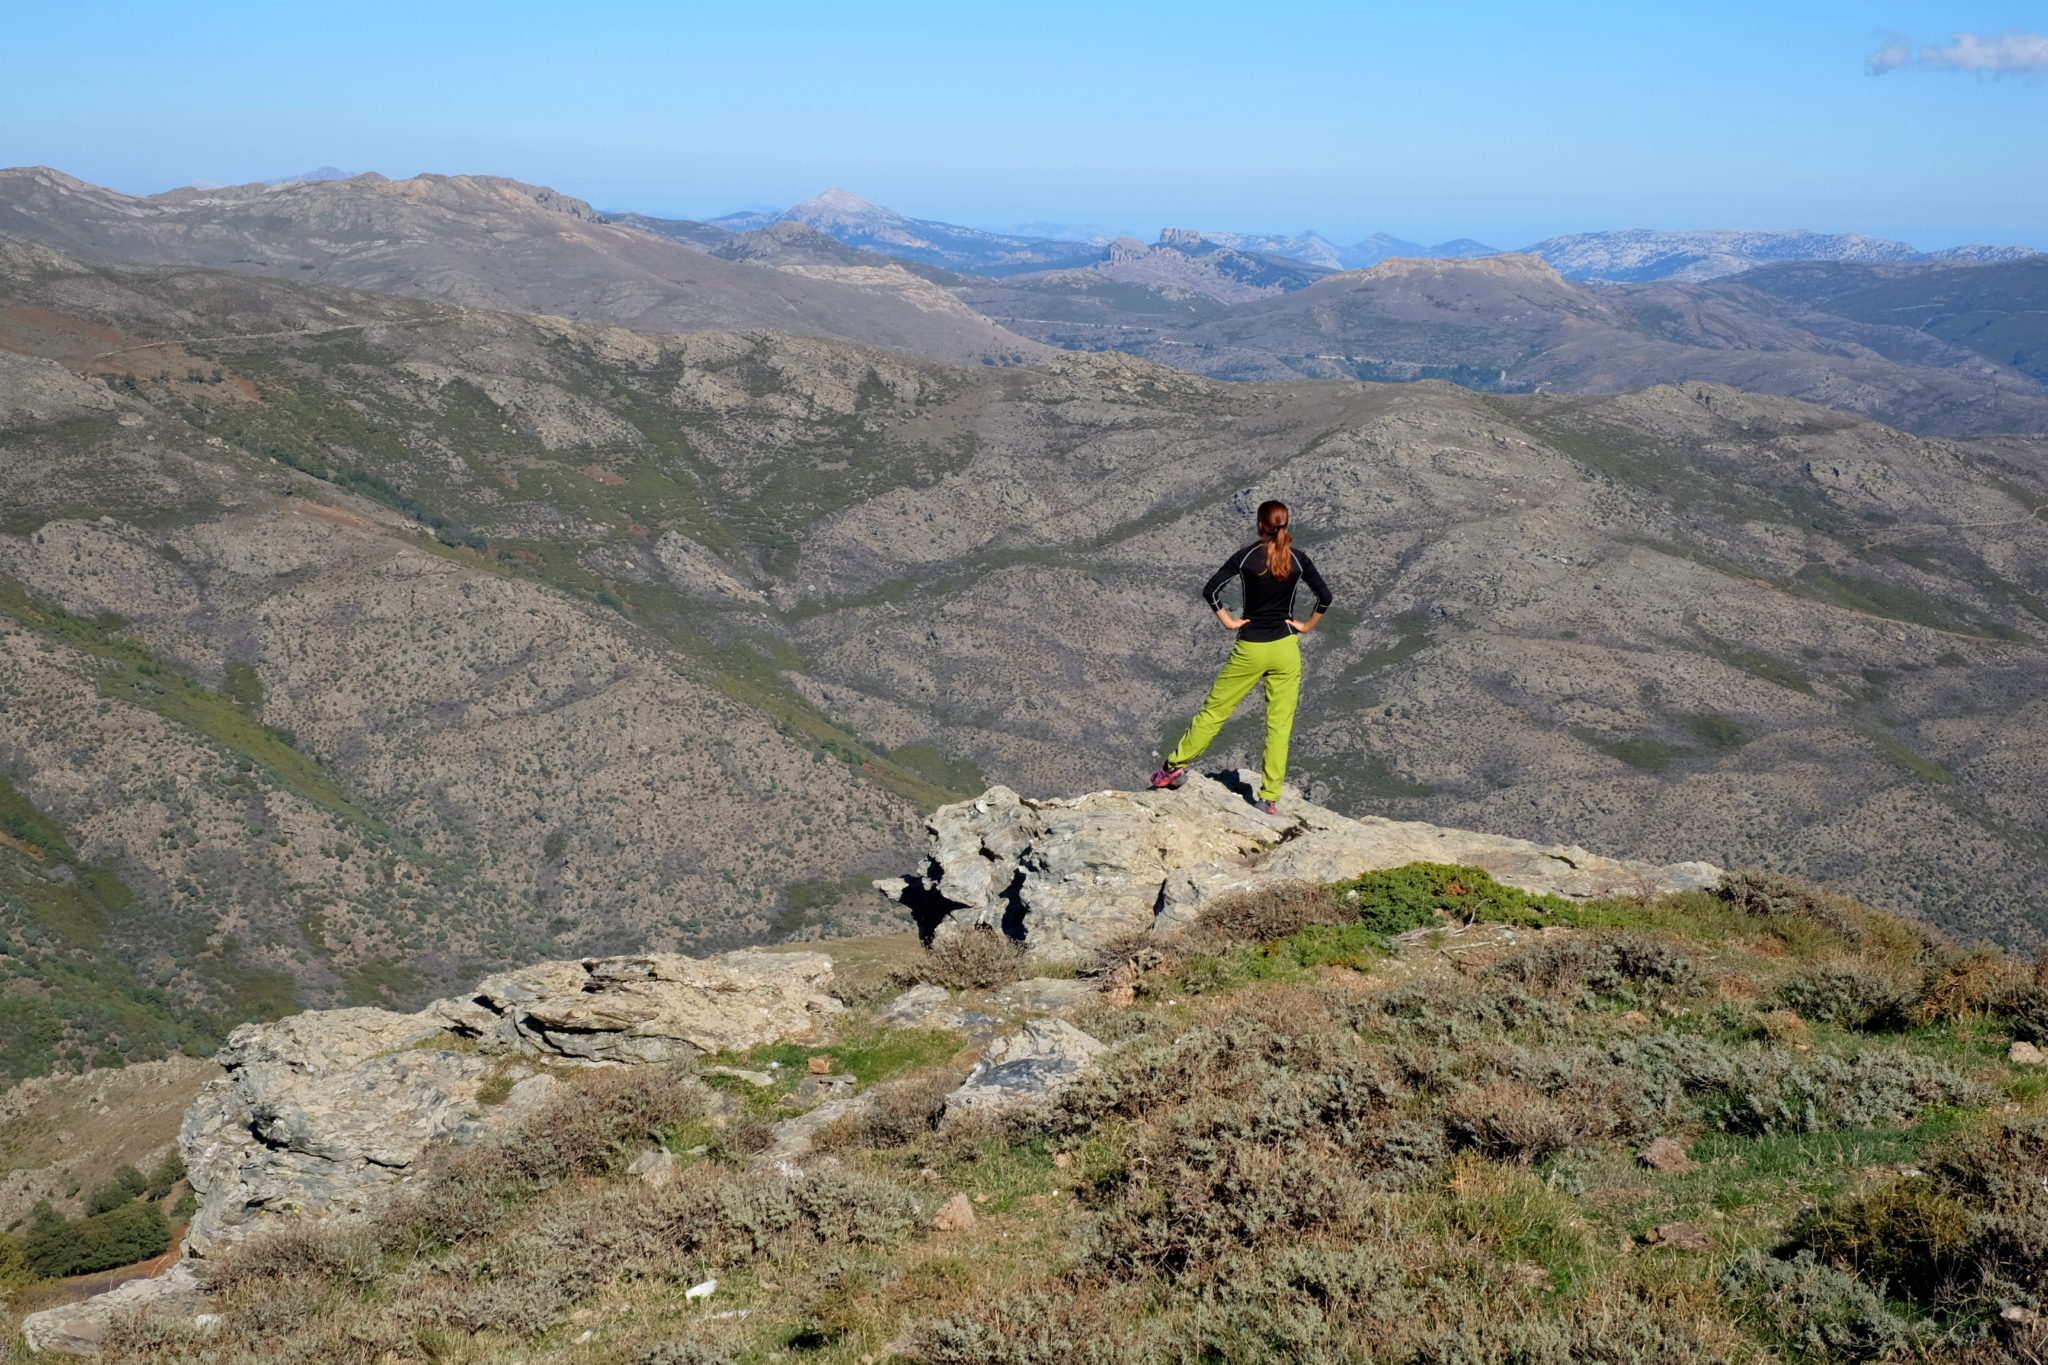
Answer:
[{"xmin": 5, "ymin": 0, "xmax": 2046, "ymax": 251}]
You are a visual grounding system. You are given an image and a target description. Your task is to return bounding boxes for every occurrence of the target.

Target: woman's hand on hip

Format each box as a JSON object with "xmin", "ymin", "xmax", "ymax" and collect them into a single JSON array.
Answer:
[
  {"xmin": 1217, "ymin": 610, "xmax": 1248, "ymax": 630},
  {"xmin": 1286, "ymin": 618, "xmax": 1311, "ymax": 634}
]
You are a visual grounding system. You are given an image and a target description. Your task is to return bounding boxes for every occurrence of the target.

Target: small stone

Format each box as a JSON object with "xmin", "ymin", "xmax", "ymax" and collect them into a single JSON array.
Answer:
[
  {"xmin": 2002, "ymin": 1305, "xmax": 2039, "ymax": 1324},
  {"xmin": 807, "ymin": 1055, "xmax": 833, "ymax": 1074},
  {"xmin": 972, "ymin": 1192, "xmax": 990, "ymax": 1204},
  {"xmin": 2010, "ymin": 1041, "xmax": 2046, "ymax": 1065},
  {"xmin": 686, "ymin": 1277, "xmax": 718, "ymax": 1299},
  {"xmin": 1644, "ymin": 1222, "xmax": 1713, "ymax": 1252},
  {"xmin": 626, "ymin": 1149, "xmax": 678, "ymax": 1187},
  {"xmin": 1052, "ymin": 1151, "xmax": 1072, "ymax": 1168},
  {"xmin": 1641, "ymin": 1137, "xmax": 1699, "ymax": 1174},
  {"xmin": 934, "ymin": 1193, "xmax": 977, "ymax": 1232}
]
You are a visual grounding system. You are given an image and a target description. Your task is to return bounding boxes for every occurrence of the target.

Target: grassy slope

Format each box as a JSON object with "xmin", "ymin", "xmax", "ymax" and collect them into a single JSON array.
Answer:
[{"xmin": 48, "ymin": 867, "xmax": 2048, "ymax": 1365}]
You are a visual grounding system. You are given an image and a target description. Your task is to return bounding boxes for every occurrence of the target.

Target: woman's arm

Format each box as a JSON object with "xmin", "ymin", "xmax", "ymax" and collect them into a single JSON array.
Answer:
[
  {"xmin": 1288, "ymin": 551, "xmax": 1334, "ymax": 633},
  {"xmin": 1203, "ymin": 548, "xmax": 1251, "ymax": 629}
]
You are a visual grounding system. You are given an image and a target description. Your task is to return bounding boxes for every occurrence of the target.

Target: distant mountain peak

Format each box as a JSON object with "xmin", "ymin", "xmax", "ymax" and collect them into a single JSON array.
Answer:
[{"xmin": 798, "ymin": 186, "xmax": 888, "ymax": 215}]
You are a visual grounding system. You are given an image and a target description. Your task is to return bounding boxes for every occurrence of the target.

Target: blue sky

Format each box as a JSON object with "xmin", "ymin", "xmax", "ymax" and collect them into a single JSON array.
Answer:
[{"xmin": 4, "ymin": 0, "xmax": 2044, "ymax": 249}]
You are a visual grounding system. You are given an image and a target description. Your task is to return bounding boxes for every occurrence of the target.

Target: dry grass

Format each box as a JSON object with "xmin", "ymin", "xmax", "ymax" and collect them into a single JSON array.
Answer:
[{"xmin": 65, "ymin": 882, "xmax": 2048, "ymax": 1364}]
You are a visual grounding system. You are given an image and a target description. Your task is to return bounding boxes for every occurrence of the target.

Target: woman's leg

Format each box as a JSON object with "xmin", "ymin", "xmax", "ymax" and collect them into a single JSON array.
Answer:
[
  {"xmin": 1257, "ymin": 636, "xmax": 1303, "ymax": 801},
  {"xmin": 1165, "ymin": 642, "xmax": 1264, "ymax": 770}
]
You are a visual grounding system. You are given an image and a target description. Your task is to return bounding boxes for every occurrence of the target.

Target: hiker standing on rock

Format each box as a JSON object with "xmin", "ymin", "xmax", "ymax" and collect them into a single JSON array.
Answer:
[{"xmin": 1151, "ymin": 499, "xmax": 1332, "ymax": 814}]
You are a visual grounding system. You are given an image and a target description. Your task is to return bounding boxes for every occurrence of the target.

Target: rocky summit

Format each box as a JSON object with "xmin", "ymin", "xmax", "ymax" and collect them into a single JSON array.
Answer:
[{"xmin": 883, "ymin": 772, "xmax": 1721, "ymax": 961}]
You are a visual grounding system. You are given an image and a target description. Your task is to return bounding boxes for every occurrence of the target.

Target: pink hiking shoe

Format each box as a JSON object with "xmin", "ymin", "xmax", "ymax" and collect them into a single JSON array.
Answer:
[{"xmin": 1149, "ymin": 764, "xmax": 1188, "ymax": 790}]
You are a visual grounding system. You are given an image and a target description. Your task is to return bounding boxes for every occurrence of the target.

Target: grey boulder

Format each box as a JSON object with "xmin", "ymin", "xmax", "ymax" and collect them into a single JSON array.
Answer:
[{"xmin": 944, "ymin": 1019, "xmax": 1109, "ymax": 1115}]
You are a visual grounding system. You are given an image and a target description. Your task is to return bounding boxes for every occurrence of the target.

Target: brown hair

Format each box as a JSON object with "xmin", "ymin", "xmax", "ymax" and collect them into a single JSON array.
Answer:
[{"xmin": 1257, "ymin": 500, "xmax": 1293, "ymax": 579}]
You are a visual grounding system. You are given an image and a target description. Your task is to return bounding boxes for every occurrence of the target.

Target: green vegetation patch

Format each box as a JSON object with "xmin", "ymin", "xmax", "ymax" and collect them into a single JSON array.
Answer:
[
  {"xmin": 1595, "ymin": 736, "xmax": 1689, "ymax": 774},
  {"xmin": 1330, "ymin": 861, "xmax": 1576, "ymax": 939}
]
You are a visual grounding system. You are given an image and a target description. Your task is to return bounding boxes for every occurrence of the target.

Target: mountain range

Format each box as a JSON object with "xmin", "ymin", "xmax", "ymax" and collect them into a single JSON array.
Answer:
[
  {"xmin": 957, "ymin": 250, "xmax": 2048, "ymax": 437},
  {"xmin": 693, "ymin": 186, "xmax": 2039, "ymax": 281}
]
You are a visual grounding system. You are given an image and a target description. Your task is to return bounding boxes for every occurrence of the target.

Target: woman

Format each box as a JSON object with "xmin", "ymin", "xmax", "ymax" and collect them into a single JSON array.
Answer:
[{"xmin": 1151, "ymin": 500, "xmax": 1332, "ymax": 814}]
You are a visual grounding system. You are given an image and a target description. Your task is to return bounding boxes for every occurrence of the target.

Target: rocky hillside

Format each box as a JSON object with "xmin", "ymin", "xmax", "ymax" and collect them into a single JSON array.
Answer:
[
  {"xmin": 0, "ymin": 168, "xmax": 1044, "ymax": 367},
  {"xmin": 3, "ymin": 230, "xmax": 2046, "ymax": 1080},
  {"xmin": 9, "ymin": 790, "xmax": 2048, "ymax": 1361}
]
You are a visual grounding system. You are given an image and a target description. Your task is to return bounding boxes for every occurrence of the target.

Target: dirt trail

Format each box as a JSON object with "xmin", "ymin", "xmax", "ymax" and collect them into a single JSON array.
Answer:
[{"xmin": 86, "ymin": 306, "xmax": 469, "ymax": 364}]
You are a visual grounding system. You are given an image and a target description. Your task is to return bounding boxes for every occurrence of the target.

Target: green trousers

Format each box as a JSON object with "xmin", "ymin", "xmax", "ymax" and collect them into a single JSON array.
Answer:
[{"xmin": 1166, "ymin": 633, "xmax": 1302, "ymax": 801}]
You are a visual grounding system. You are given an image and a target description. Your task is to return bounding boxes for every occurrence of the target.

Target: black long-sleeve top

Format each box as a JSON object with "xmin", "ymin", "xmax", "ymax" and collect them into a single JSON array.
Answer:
[{"xmin": 1203, "ymin": 543, "xmax": 1333, "ymax": 643}]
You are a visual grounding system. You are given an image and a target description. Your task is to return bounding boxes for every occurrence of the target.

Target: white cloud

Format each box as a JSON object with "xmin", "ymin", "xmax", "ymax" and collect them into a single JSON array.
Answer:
[{"xmin": 1868, "ymin": 31, "xmax": 2048, "ymax": 76}]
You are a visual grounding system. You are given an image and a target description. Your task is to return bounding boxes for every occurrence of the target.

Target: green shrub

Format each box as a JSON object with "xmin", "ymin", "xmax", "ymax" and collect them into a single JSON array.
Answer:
[
  {"xmin": 0, "ymin": 1230, "xmax": 29, "ymax": 1289},
  {"xmin": 1259, "ymin": 922, "xmax": 1385, "ymax": 971},
  {"xmin": 84, "ymin": 1163, "xmax": 149, "ymax": 1215},
  {"xmin": 145, "ymin": 1149, "xmax": 187, "ymax": 1200},
  {"xmin": 635, "ymin": 1339, "xmax": 743, "ymax": 1365},
  {"xmin": 1701, "ymin": 1045, "xmax": 1980, "ymax": 1136},
  {"xmin": 1719, "ymin": 1249, "xmax": 1915, "ymax": 1363},
  {"xmin": 1331, "ymin": 863, "xmax": 1574, "ymax": 940},
  {"xmin": 1776, "ymin": 961, "xmax": 1911, "ymax": 1030},
  {"xmin": 1406, "ymin": 1307, "xmax": 1735, "ymax": 1365},
  {"xmin": 24, "ymin": 1196, "xmax": 169, "ymax": 1277}
]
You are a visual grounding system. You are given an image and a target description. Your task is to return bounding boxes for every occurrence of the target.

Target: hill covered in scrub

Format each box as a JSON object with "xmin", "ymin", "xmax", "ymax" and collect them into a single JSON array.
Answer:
[
  {"xmin": 3, "ymin": 227, "xmax": 2048, "ymax": 1087},
  {"xmin": 13, "ymin": 852, "xmax": 2048, "ymax": 1364}
]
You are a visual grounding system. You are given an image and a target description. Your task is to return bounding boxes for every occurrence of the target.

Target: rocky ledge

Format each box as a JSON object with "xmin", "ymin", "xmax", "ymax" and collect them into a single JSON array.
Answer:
[{"xmin": 880, "ymin": 772, "xmax": 1721, "ymax": 961}]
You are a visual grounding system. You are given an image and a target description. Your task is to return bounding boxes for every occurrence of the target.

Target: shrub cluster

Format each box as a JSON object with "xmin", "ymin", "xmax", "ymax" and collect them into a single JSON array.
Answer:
[
  {"xmin": 899, "ymin": 926, "xmax": 1028, "ymax": 990},
  {"xmin": 1790, "ymin": 1114, "xmax": 2048, "ymax": 1319}
]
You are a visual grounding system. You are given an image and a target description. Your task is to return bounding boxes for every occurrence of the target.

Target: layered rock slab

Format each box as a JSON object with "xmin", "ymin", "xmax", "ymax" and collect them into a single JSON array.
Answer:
[
  {"xmin": 882, "ymin": 773, "xmax": 1721, "ymax": 962},
  {"xmin": 179, "ymin": 949, "xmax": 842, "ymax": 1256}
]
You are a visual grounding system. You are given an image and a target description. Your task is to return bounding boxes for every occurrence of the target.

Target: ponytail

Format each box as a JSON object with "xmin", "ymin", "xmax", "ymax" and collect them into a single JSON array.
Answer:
[{"xmin": 1257, "ymin": 500, "xmax": 1292, "ymax": 579}]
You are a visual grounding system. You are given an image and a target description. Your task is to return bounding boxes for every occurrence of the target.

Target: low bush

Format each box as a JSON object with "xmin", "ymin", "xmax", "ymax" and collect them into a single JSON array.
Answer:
[
  {"xmin": 1088, "ymin": 1137, "xmax": 1376, "ymax": 1279},
  {"xmin": 1792, "ymin": 1114, "xmax": 2048, "ymax": 1315},
  {"xmin": 1776, "ymin": 960, "xmax": 1912, "ymax": 1031},
  {"xmin": 1719, "ymin": 1249, "xmax": 1915, "ymax": 1364},
  {"xmin": 1192, "ymin": 879, "xmax": 1349, "ymax": 945},
  {"xmin": 818, "ymin": 1069, "xmax": 955, "ymax": 1150},
  {"xmin": 1488, "ymin": 934, "xmax": 1701, "ymax": 1007},
  {"xmin": 918, "ymin": 1285, "xmax": 1152, "ymax": 1365},
  {"xmin": 901, "ymin": 927, "xmax": 1028, "ymax": 990},
  {"xmin": 1442, "ymin": 1079, "xmax": 1587, "ymax": 1164},
  {"xmin": 1912, "ymin": 945, "xmax": 2024, "ymax": 1025},
  {"xmin": 1330, "ymin": 862, "xmax": 1573, "ymax": 939}
]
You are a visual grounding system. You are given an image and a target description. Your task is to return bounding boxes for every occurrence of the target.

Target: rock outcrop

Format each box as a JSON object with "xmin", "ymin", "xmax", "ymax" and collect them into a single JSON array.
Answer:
[
  {"xmin": 18, "ymin": 1264, "xmax": 206, "ymax": 1357},
  {"xmin": 428, "ymin": 951, "xmax": 843, "ymax": 1062},
  {"xmin": 178, "ymin": 949, "xmax": 840, "ymax": 1256},
  {"xmin": 883, "ymin": 773, "xmax": 1721, "ymax": 962},
  {"xmin": 943, "ymin": 1019, "xmax": 1109, "ymax": 1114}
]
